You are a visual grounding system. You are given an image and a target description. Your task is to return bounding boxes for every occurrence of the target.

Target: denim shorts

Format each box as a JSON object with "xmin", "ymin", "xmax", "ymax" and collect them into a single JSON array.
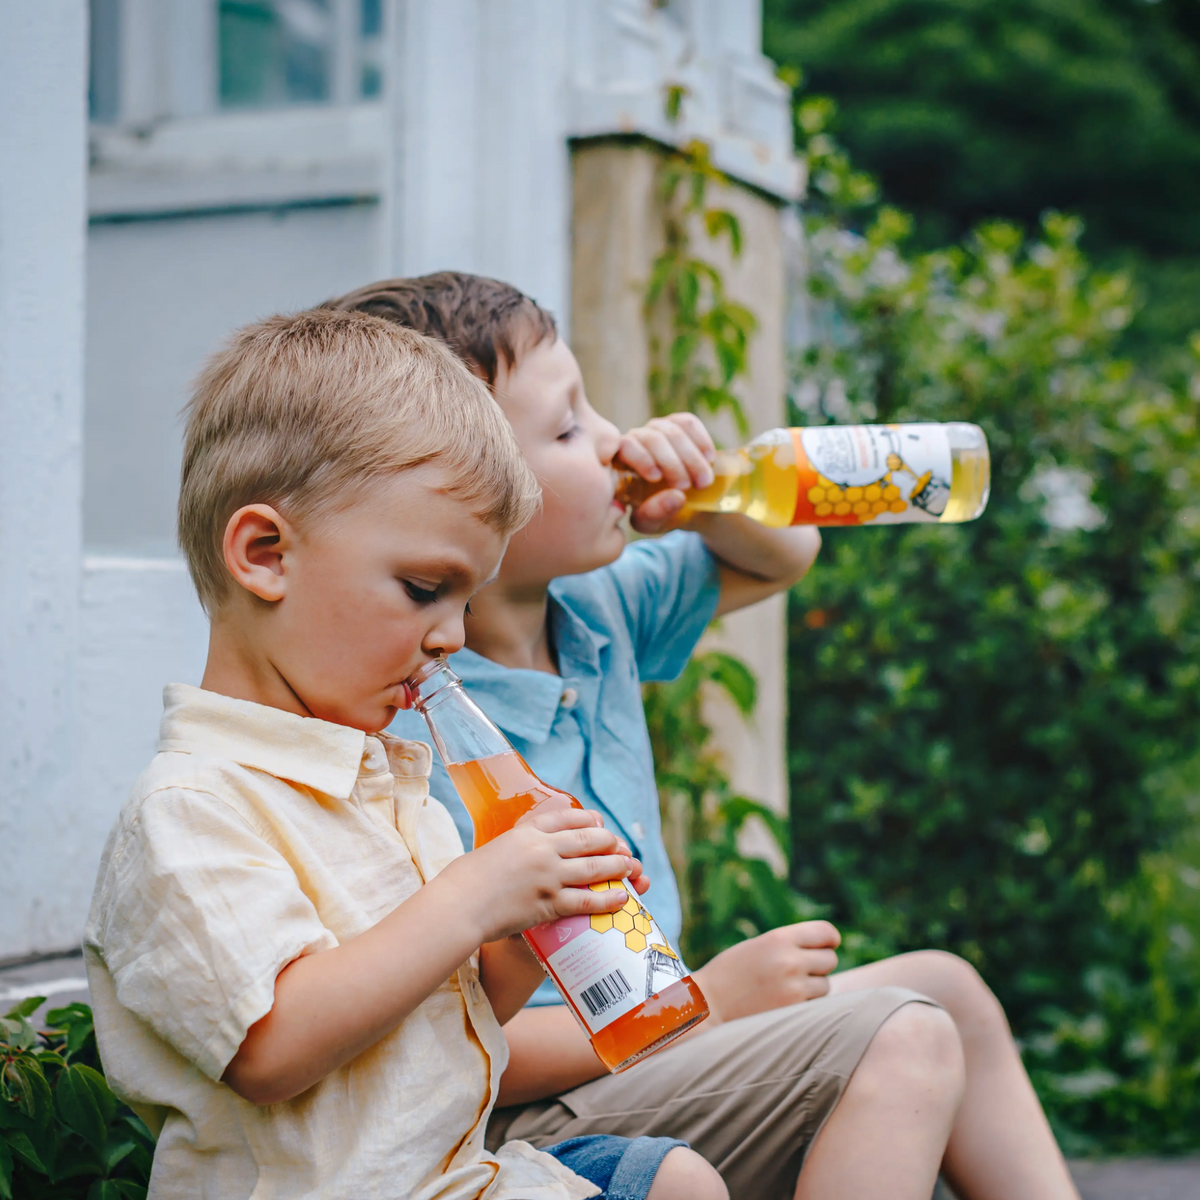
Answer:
[{"xmin": 543, "ymin": 1134, "xmax": 688, "ymax": 1200}]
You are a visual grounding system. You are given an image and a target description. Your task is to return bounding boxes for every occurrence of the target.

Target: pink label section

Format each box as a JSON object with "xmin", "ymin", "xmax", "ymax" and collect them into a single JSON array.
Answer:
[{"xmin": 527, "ymin": 913, "xmax": 591, "ymax": 956}]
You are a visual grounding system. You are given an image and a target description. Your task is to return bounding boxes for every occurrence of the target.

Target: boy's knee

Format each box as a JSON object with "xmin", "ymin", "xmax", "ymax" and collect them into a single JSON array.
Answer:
[
  {"xmin": 905, "ymin": 949, "xmax": 1010, "ymax": 1038},
  {"xmin": 857, "ymin": 1002, "xmax": 966, "ymax": 1109},
  {"xmin": 646, "ymin": 1146, "xmax": 728, "ymax": 1200}
]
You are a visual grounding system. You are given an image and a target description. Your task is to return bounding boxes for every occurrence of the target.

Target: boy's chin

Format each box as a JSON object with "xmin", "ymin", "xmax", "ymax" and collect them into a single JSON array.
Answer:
[{"xmin": 569, "ymin": 527, "xmax": 628, "ymax": 575}]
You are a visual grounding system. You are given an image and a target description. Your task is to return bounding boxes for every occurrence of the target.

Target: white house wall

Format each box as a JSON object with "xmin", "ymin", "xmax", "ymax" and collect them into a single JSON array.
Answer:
[
  {"xmin": 1, "ymin": 0, "xmax": 799, "ymax": 959},
  {"xmin": 0, "ymin": 2, "xmax": 88, "ymax": 958}
]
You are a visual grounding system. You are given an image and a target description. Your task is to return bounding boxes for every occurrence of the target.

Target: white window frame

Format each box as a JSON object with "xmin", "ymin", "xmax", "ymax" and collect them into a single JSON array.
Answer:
[{"xmin": 89, "ymin": 0, "xmax": 388, "ymax": 220}]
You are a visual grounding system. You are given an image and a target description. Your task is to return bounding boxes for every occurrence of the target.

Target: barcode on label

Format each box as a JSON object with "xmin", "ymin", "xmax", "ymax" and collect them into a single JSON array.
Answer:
[{"xmin": 579, "ymin": 970, "xmax": 632, "ymax": 1018}]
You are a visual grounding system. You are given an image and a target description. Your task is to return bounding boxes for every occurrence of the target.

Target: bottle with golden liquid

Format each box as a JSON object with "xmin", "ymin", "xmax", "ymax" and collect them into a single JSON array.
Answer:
[
  {"xmin": 406, "ymin": 658, "xmax": 709, "ymax": 1072},
  {"xmin": 618, "ymin": 422, "xmax": 990, "ymax": 527}
]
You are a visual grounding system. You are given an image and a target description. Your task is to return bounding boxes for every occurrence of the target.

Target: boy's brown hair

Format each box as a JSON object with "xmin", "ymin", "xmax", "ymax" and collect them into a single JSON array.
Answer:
[
  {"xmin": 178, "ymin": 308, "xmax": 540, "ymax": 612},
  {"xmin": 321, "ymin": 271, "xmax": 556, "ymax": 388}
]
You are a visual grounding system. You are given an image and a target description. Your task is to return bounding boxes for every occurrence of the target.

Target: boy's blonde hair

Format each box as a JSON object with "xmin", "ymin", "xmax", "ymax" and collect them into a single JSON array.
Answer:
[{"xmin": 179, "ymin": 309, "xmax": 540, "ymax": 611}]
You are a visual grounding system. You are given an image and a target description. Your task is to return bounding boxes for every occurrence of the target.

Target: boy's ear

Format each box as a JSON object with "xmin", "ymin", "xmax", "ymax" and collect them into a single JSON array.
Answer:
[{"xmin": 223, "ymin": 504, "xmax": 292, "ymax": 603}]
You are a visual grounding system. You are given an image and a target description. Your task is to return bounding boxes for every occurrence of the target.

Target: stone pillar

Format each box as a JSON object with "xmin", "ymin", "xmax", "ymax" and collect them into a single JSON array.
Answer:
[
  {"xmin": 571, "ymin": 139, "xmax": 790, "ymax": 864},
  {"xmin": 0, "ymin": 2, "xmax": 89, "ymax": 957}
]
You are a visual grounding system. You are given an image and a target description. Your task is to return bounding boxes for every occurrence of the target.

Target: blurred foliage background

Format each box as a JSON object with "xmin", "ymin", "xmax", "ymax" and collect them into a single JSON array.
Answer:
[{"xmin": 750, "ymin": 0, "xmax": 1200, "ymax": 1156}]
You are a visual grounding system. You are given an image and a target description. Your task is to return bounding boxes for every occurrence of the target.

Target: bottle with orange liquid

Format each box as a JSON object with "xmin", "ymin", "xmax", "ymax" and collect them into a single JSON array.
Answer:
[
  {"xmin": 617, "ymin": 422, "xmax": 990, "ymax": 528},
  {"xmin": 406, "ymin": 658, "xmax": 709, "ymax": 1072}
]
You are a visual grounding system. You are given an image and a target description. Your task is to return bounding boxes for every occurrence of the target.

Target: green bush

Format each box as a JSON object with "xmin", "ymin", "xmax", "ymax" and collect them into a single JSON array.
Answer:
[
  {"xmin": 0, "ymin": 999, "xmax": 154, "ymax": 1199},
  {"xmin": 787, "ymin": 107, "xmax": 1200, "ymax": 1152}
]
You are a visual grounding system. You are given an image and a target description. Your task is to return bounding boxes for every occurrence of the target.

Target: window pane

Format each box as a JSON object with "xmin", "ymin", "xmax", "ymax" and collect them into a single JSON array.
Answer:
[
  {"xmin": 89, "ymin": 0, "xmax": 121, "ymax": 122},
  {"xmin": 359, "ymin": 0, "xmax": 384, "ymax": 98},
  {"xmin": 219, "ymin": 0, "xmax": 333, "ymax": 109}
]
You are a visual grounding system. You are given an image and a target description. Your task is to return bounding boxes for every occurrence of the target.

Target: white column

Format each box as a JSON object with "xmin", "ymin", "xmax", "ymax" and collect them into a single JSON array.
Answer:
[
  {"xmin": 0, "ymin": 3, "xmax": 89, "ymax": 958},
  {"xmin": 382, "ymin": 0, "xmax": 572, "ymax": 329},
  {"xmin": 383, "ymin": 0, "xmax": 482, "ymax": 279}
]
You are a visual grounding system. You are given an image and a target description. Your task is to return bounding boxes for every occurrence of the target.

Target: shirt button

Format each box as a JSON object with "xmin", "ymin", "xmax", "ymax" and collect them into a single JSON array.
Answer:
[
  {"xmin": 631, "ymin": 822, "xmax": 645, "ymax": 840},
  {"xmin": 560, "ymin": 687, "xmax": 578, "ymax": 709}
]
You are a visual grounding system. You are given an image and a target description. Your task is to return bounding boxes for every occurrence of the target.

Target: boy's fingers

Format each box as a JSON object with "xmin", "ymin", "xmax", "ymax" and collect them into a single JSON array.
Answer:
[
  {"xmin": 799, "ymin": 948, "xmax": 839, "ymax": 977},
  {"xmin": 664, "ymin": 412, "xmax": 716, "ymax": 460},
  {"xmin": 791, "ymin": 920, "xmax": 842, "ymax": 949},
  {"xmin": 553, "ymin": 883, "xmax": 633, "ymax": 917},
  {"xmin": 551, "ymin": 825, "xmax": 621, "ymax": 858},
  {"xmin": 617, "ymin": 435, "xmax": 664, "ymax": 481},
  {"xmin": 629, "ymin": 490, "xmax": 685, "ymax": 534},
  {"xmin": 560, "ymin": 854, "xmax": 634, "ymax": 888},
  {"xmin": 518, "ymin": 806, "xmax": 603, "ymax": 833},
  {"xmin": 651, "ymin": 418, "xmax": 715, "ymax": 488},
  {"xmin": 635, "ymin": 428, "xmax": 691, "ymax": 489},
  {"xmin": 626, "ymin": 858, "xmax": 651, "ymax": 895}
]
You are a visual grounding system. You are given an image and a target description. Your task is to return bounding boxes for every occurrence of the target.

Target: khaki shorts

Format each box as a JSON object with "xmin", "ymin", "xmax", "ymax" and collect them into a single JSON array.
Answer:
[{"xmin": 489, "ymin": 986, "xmax": 933, "ymax": 1200}]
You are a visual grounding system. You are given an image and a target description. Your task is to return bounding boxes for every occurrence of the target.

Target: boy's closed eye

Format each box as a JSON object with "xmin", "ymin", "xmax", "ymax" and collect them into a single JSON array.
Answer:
[
  {"xmin": 402, "ymin": 579, "xmax": 474, "ymax": 617},
  {"xmin": 402, "ymin": 580, "xmax": 440, "ymax": 605}
]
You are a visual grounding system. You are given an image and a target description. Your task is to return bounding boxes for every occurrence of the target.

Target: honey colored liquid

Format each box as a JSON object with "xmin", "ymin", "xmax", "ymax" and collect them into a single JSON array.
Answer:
[
  {"xmin": 445, "ymin": 752, "xmax": 708, "ymax": 1072},
  {"xmin": 617, "ymin": 425, "xmax": 990, "ymax": 527}
]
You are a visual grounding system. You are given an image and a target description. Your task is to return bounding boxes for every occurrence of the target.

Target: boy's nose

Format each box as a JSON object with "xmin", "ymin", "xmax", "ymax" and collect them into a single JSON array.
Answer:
[
  {"xmin": 423, "ymin": 614, "xmax": 466, "ymax": 659},
  {"xmin": 594, "ymin": 415, "xmax": 622, "ymax": 467}
]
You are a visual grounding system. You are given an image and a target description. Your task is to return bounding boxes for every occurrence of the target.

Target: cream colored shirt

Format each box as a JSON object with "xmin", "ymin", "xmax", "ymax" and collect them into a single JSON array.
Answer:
[{"xmin": 84, "ymin": 683, "xmax": 598, "ymax": 1200}]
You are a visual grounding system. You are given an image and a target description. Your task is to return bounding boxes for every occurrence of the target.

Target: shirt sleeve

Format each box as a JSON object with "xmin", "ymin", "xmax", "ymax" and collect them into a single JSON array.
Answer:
[
  {"xmin": 93, "ymin": 787, "xmax": 337, "ymax": 1081},
  {"xmin": 603, "ymin": 531, "xmax": 721, "ymax": 683}
]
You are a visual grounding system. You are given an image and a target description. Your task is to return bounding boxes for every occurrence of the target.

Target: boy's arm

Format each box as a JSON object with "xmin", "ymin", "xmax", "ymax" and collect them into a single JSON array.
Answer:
[
  {"xmin": 690, "ymin": 513, "xmax": 821, "ymax": 617},
  {"xmin": 224, "ymin": 811, "xmax": 632, "ymax": 1105},
  {"xmin": 620, "ymin": 414, "xmax": 821, "ymax": 617}
]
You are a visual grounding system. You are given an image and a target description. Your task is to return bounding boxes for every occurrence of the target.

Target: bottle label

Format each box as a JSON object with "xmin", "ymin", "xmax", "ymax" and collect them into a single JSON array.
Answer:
[
  {"xmin": 792, "ymin": 424, "xmax": 953, "ymax": 525},
  {"xmin": 525, "ymin": 882, "xmax": 688, "ymax": 1035}
]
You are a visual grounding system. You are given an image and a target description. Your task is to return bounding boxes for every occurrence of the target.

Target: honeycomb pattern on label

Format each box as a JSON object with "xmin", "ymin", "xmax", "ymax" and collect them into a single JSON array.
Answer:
[
  {"xmin": 806, "ymin": 474, "xmax": 907, "ymax": 520},
  {"xmin": 590, "ymin": 881, "xmax": 654, "ymax": 952}
]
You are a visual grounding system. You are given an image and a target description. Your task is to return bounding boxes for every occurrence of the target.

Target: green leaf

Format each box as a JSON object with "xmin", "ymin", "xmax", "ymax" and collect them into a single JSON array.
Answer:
[
  {"xmin": 2, "ymin": 1129, "xmax": 47, "ymax": 1175},
  {"xmin": 56, "ymin": 1064, "xmax": 112, "ymax": 1154},
  {"xmin": 50, "ymin": 1140, "xmax": 104, "ymax": 1182},
  {"xmin": 89, "ymin": 1180, "xmax": 124, "ymax": 1200},
  {"xmin": 104, "ymin": 1139, "xmax": 135, "ymax": 1172},
  {"xmin": 112, "ymin": 1181, "xmax": 148, "ymax": 1200},
  {"xmin": 698, "ymin": 651, "xmax": 758, "ymax": 715},
  {"xmin": 2, "ymin": 996, "xmax": 45, "ymax": 1021},
  {"xmin": 0, "ymin": 1015, "xmax": 37, "ymax": 1053},
  {"xmin": 0, "ymin": 1134, "xmax": 11, "ymax": 1200},
  {"xmin": 6, "ymin": 1058, "xmax": 52, "ymax": 1125},
  {"xmin": 46, "ymin": 1003, "xmax": 96, "ymax": 1062}
]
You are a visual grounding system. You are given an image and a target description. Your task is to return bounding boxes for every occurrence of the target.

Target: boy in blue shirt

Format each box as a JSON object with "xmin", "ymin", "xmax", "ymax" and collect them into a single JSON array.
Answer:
[{"xmin": 327, "ymin": 275, "xmax": 1080, "ymax": 1200}]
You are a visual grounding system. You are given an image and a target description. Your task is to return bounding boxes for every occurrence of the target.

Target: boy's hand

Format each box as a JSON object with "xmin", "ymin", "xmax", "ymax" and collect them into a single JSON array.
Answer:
[
  {"xmin": 692, "ymin": 921, "xmax": 842, "ymax": 1025},
  {"xmin": 618, "ymin": 413, "xmax": 716, "ymax": 534},
  {"xmin": 443, "ymin": 807, "xmax": 638, "ymax": 944}
]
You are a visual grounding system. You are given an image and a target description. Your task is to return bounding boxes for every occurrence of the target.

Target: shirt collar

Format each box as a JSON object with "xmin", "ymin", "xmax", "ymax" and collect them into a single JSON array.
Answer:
[
  {"xmin": 449, "ymin": 593, "xmax": 609, "ymax": 745},
  {"xmin": 158, "ymin": 682, "xmax": 368, "ymax": 799}
]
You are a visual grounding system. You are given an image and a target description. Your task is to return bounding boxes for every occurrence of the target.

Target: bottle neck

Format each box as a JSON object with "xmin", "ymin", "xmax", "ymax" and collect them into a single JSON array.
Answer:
[{"xmin": 406, "ymin": 658, "xmax": 512, "ymax": 766}]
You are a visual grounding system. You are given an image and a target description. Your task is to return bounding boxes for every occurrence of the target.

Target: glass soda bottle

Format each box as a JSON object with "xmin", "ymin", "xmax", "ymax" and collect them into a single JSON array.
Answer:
[
  {"xmin": 406, "ymin": 658, "xmax": 709, "ymax": 1072},
  {"xmin": 617, "ymin": 422, "xmax": 990, "ymax": 528}
]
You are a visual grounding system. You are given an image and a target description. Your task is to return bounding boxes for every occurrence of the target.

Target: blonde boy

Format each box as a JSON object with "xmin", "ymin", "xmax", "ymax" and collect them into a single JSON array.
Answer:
[{"xmin": 84, "ymin": 311, "xmax": 726, "ymax": 1200}]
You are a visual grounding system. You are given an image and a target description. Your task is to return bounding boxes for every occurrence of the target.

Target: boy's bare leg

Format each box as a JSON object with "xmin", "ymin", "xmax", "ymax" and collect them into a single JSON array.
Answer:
[
  {"xmin": 829, "ymin": 951, "xmax": 1080, "ymax": 1200},
  {"xmin": 795, "ymin": 1003, "xmax": 964, "ymax": 1200}
]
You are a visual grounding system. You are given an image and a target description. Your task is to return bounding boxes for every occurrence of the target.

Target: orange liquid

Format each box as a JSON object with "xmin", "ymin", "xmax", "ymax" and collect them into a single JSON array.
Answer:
[{"xmin": 445, "ymin": 752, "xmax": 708, "ymax": 1071}]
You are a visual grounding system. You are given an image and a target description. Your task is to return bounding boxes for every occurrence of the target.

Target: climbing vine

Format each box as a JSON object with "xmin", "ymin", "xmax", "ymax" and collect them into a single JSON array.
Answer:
[{"xmin": 641, "ymin": 89, "xmax": 816, "ymax": 965}]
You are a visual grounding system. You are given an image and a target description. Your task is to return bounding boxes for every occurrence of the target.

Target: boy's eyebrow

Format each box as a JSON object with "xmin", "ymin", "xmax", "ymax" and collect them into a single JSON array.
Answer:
[{"xmin": 407, "ymin": 555, "xmax": 499, "ymax": 590}]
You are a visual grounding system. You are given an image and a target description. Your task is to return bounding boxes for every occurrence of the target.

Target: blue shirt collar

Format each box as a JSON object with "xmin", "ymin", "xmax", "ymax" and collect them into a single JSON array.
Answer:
[{"xmin": 451, "ymin": 592, "xmax": 609, "ymax": 745}]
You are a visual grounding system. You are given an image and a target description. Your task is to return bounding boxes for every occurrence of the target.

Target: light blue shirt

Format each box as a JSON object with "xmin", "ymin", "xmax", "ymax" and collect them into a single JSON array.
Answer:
[{"xmin": 388, "ymin": 531, "xmax": 721, "ymax": 1005}]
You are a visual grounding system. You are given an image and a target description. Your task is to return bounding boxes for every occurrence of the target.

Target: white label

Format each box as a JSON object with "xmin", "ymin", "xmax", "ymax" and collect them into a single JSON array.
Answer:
[
  {"xmin": 526, "ymin": 882, "xmax": 688, "ymax": 1034},
  {"xmin": 799, "ymin": 423, "xmax": 953, "ymax": 523}
]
